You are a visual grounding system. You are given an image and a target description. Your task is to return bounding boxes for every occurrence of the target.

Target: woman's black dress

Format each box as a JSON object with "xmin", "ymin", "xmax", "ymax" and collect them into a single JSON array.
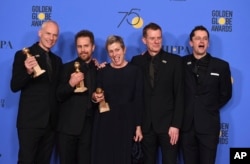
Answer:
[{"xmin": 92, "ymin": 63, "xmax": 143, "ymax": 164}]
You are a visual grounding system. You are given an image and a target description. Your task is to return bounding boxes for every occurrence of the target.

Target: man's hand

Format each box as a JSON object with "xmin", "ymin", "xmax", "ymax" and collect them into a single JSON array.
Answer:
[
  {"xmin": 134, "ymin": 126, "xmax": 143, "ymax": 142},
  {"xmin": 69, "ymin": 72, "xmax": 84, "ymax": 87},
  {"xmin": 24, "ymin": 56, "xmax": 38, "ymax": 75},
  {"xmin": 168, "ymin": 127, "xmax": 179, "ymax": 145}
]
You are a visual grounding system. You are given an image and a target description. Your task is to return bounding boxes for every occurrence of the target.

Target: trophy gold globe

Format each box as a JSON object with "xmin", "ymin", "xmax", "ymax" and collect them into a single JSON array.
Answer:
[
  {"xmin": 96, "ymin": 87, "xmax": 110, "ymax": 113},
  {"xmin": 74, "ymin": 61, "xmax": 87, "ymax": 93}
]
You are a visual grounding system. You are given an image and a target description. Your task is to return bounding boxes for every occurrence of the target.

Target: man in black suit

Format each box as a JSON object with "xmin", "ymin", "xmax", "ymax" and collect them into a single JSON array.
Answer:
[
  {"xmin": 10, "ymin": 20, "xmax": 62, "ymax": 164},
  {"xmin": 131, "ymin": 22, "xmax": 184, "ymax": 164},
  {"xmin": 180, "ymin": 25, "xmax": 232, "ymax": 164},
  {"xmin": 56, "ymin": 30, "xmax": 98, "ymax": 164}
]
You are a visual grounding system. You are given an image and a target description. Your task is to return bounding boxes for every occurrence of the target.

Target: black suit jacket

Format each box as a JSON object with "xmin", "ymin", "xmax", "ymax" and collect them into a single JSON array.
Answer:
[
  {"xmin": 10, "ymin": 42, "xmax": 62, "ymax": 129},
  {"xmin": 131, "ymin": 49, "xmax": 184, "ymax": 133},
  {"xmin": 56, "ymin": 58, "xmax": 97, "ymax": 135},
  {"xmin": 182, "ymin": 54, "xmax": 232, "ymax": 134}
]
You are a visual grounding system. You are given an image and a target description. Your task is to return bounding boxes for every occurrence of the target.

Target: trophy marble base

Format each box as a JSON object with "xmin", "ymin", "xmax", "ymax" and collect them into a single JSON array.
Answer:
[
  {"xmin": 74, "ymin": 81, "xmax": 88, "ymax": 93},
  {"xmin": 99, "ymin": 101, "xmax": 110, "ymax": 113},
  {"xmin": 33, "ymin": 66, "xmax": 46, "ymax": 77},
  {"xmin": 74, "ymin": 87, "xmax": 87, "ymax": 93}
]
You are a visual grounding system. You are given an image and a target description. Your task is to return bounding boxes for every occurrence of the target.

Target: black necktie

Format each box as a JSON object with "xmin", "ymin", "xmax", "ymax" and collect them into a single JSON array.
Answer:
[
  {"xmin": 149, "ymin": 57, "xmax": 155, "ymax": 87},
  {"xmin": 85, "ymin": 62, "xmax": 93, "ymax": 115},
  {"xmin": 45, "ymin": 52, "xmax": 52, "ymax": 80}
]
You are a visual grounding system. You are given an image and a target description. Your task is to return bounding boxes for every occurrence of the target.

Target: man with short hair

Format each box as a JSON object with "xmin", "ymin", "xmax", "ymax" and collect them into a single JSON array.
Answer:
[{"xmin": 11, "ymin": 20, "xmax": 62, "ymax": 164}]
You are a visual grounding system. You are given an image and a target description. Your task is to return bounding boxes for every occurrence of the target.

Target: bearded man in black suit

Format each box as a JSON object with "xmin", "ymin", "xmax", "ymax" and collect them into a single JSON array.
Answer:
[{"xmin": 56, "ymin": 30, "xmax": 98, "ymax": 164}]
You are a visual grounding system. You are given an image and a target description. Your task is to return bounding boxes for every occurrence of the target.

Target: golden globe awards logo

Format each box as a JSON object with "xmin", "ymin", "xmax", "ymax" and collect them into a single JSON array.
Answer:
[
  {"xmin": 211, "ymin": 10, "xmax": 233, "ymax": 32},
  {"xmin": 31, "ymin": 6, "xmax": 52, "ymax": 26},
  {"xmin": 219, "ymin": 122, "xmax": 229, "ymax": 144}
]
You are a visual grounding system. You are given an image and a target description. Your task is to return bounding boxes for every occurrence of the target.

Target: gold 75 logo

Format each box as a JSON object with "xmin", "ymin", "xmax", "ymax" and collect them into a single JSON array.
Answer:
[{"xmin": 117, "ymin": 8, "xmax": 142, "ymax": 28}]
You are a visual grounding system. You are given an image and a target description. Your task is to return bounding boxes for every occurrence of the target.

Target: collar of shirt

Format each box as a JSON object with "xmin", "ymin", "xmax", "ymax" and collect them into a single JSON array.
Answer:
[
  {"xmin": 192, "ymin": 53, "xmax": 211, "ymax": 67},
  {"xmin": 34, "ymin": 42, "xmax": 52, "ymax": 57},
  {"xmin": 145, "ymin": 50, "xmax": 162, "ymax": 63}
]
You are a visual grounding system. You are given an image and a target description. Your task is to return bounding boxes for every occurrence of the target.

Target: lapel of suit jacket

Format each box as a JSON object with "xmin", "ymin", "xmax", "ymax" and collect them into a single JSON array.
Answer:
[
  {"xmin": 155, "ymin": 53, "xmax": 167, "ymax": 85},
  {"xmin": 185, "ymin": 54, "xmax": 212, "ymax": 87},
  {"xmin": 141, "ymin": 54, "xmax": 152, "ymax": 89},
  {"xmin": 185, "ymin": 55, "xmax": 197, "ymax": 87},
  {"xmin": 201, "ymin": 54, "xmax": 213, "ymax": 86}
]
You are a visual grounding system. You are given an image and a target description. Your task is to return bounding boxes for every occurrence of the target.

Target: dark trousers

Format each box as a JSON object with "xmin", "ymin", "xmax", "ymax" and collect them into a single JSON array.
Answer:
[
  {"xmin": 180, "ymin": 128, "xmax": 219, "ymax": 164},
  {"xmin": 17, "ymin": 125, "xmax": 55, "ymax": 164},
  {"xmin": 142, "ymin": 127, "xmax": 178, "ymax": 164},
  {"xmin": 57, "ymin": 117, "xmax": 92, "ymax": 164}
]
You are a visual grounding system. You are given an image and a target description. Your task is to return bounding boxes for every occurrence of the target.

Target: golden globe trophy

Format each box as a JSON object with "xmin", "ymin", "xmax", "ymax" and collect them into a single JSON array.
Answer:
[
  {"xmin": 96, "ymin": 87, "xmax": 110, "ymax": 113},
  {"xmin": 74, "ymin": 61, "xmax": 87, "ymax": 93},
  {"xmin": 22, "ymin": 48, "xmax": 46, "ymax": 77}
]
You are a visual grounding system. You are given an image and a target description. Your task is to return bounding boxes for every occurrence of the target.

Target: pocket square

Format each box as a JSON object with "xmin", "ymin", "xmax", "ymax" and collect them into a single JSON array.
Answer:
[{"xmin": 210, "ymin": 72, "xmax": 219, "ymax": 76}]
